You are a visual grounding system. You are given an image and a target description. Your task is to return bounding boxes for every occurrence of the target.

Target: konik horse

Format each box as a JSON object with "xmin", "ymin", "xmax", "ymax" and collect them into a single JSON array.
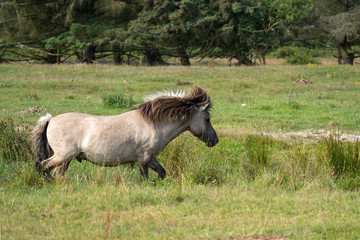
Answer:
[{"xmin": 32, "ymin": 86, "xmax": 218, "ymax": 179}]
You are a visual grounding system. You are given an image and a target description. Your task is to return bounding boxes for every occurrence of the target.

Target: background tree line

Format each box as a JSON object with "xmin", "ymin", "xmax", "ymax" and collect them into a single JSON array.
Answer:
[{"xmin": 0, "ymin": 0, "xmax": 359, "ymax": 65}]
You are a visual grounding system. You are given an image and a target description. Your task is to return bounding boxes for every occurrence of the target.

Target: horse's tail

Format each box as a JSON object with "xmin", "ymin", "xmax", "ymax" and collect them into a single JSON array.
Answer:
[{"xmin": 31, "ymin": 114, "xmax": 53, "ymax": 172}]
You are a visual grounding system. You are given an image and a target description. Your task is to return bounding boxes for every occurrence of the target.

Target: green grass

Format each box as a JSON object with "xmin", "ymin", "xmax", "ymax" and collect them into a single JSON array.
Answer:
[
  {"xmin": 1, "ymin": 64, "xmax": 360, "ymax": 132},
  {"xmin": 102, "ymin": 93, "xmax": 136, "ymax": 109},
  {"xmin": 2, "ymin": 183, "xmax": 360, "ymax": 239},
  {"xmin": 1, "ymin": 64, "xmax": 360, "ymax": 239}
]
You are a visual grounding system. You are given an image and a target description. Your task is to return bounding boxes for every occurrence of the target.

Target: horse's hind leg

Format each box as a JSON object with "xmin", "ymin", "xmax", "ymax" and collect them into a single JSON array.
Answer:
[
  {"xmin": 149, "ymin": 158, "xmax": 166, "ymax": 179},
  {"xmin": 41, "ymin": 154, "xmax": 74, "ymax": 174},
  {"xmin": 52, "ymin": 161, "xmax": 71, "ymax": 179}
]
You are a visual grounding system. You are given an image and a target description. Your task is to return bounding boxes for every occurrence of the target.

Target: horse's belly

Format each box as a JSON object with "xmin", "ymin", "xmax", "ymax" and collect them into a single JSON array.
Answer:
[
  {"xmin": 77, "ymin": 116, "xmax": 153, "ymax": 166},
  {"xmin": 86, "ymin": 156, "xmax": 133, "ymax": 167},
  {"xmin": 83, "ymin": 145, "xmax": 139, "ymax": 167}
]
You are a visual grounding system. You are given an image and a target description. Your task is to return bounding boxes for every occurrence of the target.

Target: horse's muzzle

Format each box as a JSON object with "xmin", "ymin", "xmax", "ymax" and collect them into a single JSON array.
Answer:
[{"xmin": 206, "ymin": 136, "xmax": 219, "ymax": 148}]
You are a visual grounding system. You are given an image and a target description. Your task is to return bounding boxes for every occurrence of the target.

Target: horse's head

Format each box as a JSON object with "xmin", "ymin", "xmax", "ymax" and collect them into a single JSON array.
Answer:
[
  {"xmin": 188, "ymin": 103, "xmax": 218, "ymax": 147},
  {"xmin": 135, "ymin": 86, "xmax": 219, "ymax": 147}
]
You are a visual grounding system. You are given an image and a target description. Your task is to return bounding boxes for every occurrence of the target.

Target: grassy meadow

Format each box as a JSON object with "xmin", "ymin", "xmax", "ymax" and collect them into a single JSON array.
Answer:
[{"xmin": 1, "ymin": 63, "xmax": 360, "ymax": 239}]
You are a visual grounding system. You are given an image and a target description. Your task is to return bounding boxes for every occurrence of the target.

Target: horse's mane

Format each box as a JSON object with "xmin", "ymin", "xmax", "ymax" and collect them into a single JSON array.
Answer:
[{"xmin": 133, "ymin": 86, "xmax": 211, "ymax": 123}]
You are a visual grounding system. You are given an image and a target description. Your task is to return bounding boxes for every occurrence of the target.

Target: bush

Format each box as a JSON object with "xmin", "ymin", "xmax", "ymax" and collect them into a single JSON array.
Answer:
[
  {"xmin": 0, "ymin": 118, "xmax": 32, "ymax": 162},
  {"xmin": 271, "ymin": 46, "xmax": 332, "ymax": 59},
  {"xmin": 286, "ymin": 52, "xmax": 320, "ymax": 65},
  {"xmin": 102, "ymin": 93, "xmax": 136, "ymax": 108},
  {"xmin": 271, "ymin": 46, "xmax": 298, "ymax": 58},
  {"xmin": 270, "ymin": 46, "xmax": 323, "ymax": 65}
]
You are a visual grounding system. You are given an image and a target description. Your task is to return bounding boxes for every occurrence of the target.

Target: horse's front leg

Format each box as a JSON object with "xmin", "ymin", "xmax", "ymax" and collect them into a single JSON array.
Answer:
[{"xmin": 149, "ymin": 158, "xmax": 166, "ymax": 179}]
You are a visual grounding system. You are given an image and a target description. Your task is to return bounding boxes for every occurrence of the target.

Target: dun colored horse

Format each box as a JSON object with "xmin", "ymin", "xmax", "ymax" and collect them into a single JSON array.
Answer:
[{"xmin": 32, "ymin": 86, "xmax": 218, "ymax": 179}]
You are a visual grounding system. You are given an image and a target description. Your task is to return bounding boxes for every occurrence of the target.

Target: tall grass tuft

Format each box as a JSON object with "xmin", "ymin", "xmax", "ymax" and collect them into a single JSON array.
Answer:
[
  {"xmin": 0, "ymin": 118, "xmax": 32, "ymax": 162},
  {"xmin": 161, "ymin": 135, "xmax": 226, "ymax": 185},
  {"xmin": 323, "ymin": 133, "xmax": 360, "ymax": 177},
  {"xmin": 160, "ymin": 137, "xmax": 187, "ymax": 179},
  {"xmin": 287, "ymin": 90, "xmax": 301, "ymax": 109},
  {"xmin": 184, "ymin": 138, "xmax": 225, "ymax": 185},
  {"xmin": 190, "ymin": 163, "xmax": 224, "ymax": 185},
  {"xmin": 11, "ymin": 163, "xmax": 46, "ymax": 187},
  {"xmin": 278, "ymin": 143, "xmax": 330, "ymax": 190},
  {"xmin": 243, "ymin": 134, "xmax": 272, "ymax": 179},
  {"xmin": 102, "ymin": 93, "xmax": 136, "ymax": 108}
]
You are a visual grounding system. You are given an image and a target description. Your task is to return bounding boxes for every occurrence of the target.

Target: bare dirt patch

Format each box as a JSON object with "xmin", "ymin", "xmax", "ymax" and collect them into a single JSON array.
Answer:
[
  {"xmin": 177, "ymin": 81, "xmax": 193, "ymax": 86},
  {"xmin": 218, "ymin": 127, "xmax": 360, "ymax": 143},
  {"xmin": 261, "ymin": 130, "xmax": 360, "ymax": 143},
  {"xmin": 231, "ymin": 236, "xmax": 288, "ymax": 240},
  {"xmin": 18, "ymin": 106, "xmax": 47, "ymax": 114},
  {"xmin": 293, "ymin": 78, "xmax": 313, "ymax": 84}
]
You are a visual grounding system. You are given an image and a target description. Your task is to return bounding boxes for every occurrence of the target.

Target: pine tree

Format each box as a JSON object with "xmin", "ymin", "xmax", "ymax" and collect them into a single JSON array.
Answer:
[
  {"xmin": 0, "ymin": 0, "xmax": 67, "ymax": 63},
  {"xmin": 200, "ymin": 0, "xmax": 310, "ymax": 65},
  {"xmin": 127, "ymin": 0, "xmax": 197, "ymax": 65},
  {"xmin": 63, "ymin": 0, "xmax": 140, "ymax": 63},
  {"xmin": 308, "ymin": 0, "xmax": 360, "ymax": 65}
]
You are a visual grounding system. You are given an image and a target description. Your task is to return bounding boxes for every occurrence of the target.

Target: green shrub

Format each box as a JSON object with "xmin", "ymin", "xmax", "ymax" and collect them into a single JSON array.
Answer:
[
  {"xmin": 270, "ymin": 46, "xmax": 323, "ymax": 65},
  {"xmin": 102, "ymin": 93, "xmax": 136, "ymax": 108},
  {"xmin": 271, "ymin": 46, "xmax": 298, "ymax": 58},
  {"xmin": 271, "ymin": 46, "xmax": 332, "ymax": 59},
  {"xmin": 286, "ymin": 52, "xmax": 320, "ymax": 65},
  {"xmin": 308, "ymin": 48, "xmax": 333, "ymax": 58},
  {"xmin": 0, "ymin": 118, "xmax": 32, "ymax": 162}
]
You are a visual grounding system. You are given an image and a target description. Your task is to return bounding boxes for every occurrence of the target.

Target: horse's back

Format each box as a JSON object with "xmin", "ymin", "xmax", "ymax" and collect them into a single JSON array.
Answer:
[
  {"xmin": 46, "ymin": 113, "xmax": 100, "ymax": 157},
  {"xmin": 46, "ymin": 111, "xmax": 153, "ymax": 165},
  {"xmin": 47, "ymin": 112, "xmax": 101, "ymax": 142}
]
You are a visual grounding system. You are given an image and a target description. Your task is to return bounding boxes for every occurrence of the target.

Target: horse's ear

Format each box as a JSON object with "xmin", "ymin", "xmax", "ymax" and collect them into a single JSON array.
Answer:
[{"xmin": 196, "ymin": 103, "xmax": 210, "ymax": 111}]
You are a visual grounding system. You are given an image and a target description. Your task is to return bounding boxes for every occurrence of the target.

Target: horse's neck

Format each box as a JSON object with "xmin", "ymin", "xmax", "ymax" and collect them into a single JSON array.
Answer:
[{"xmin": 155, "ymin": 120, "xmax": 189, "ymax": 146}]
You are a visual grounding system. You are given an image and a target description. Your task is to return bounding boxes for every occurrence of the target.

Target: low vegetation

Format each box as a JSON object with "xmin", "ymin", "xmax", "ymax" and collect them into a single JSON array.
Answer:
[
  {"xmin": 1, "ymin": 64, "xmax": 360, "ymax": 239},
  {"xmin": 0, "ymin": 118, "xmax": 32, "ymax": 163},
  {"xmin": 102, "ymin": 93, "xmax": 136, "ymax": 109}
]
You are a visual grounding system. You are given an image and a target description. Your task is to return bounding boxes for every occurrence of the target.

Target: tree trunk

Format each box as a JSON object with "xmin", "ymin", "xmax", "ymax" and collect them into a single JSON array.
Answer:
[
  {"xmin": 56, "ymin": 49, "xmax": 60, "ymax": 64},
  {"xmin": 143, "ymin": 49, "xmax": 167, "ymax": 66},
  {"xmin": 44, "ymin": 49, "xmax": 58, "ymax": 64},
  {"xmin": 178, "ymin": 49, "xmax": 191, "ymax": 66},
  {"xmin": 235, "ymin": 54, "xmax": 253, "ymax": 66},
  {"xmin": 337, "ymin": 39, "xmax": 354, "ymax": 65},
  {"xmin": 261, "ymin": 53, "xmax": 266, "ymax": 65},
  {"xmin": 113, "ymin": 44, "xmax": 123, "ymax": 65},
  {"xmin": 337, "ymin": 48, "xmax": 354, "ymax": 65},
  {"xmin": 261, "ymin": 44, "xmax": 270, "ymax": 65},
  {"xmin": 83, "ymin": 46, "xmax": 96, "ymax": 63}
]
